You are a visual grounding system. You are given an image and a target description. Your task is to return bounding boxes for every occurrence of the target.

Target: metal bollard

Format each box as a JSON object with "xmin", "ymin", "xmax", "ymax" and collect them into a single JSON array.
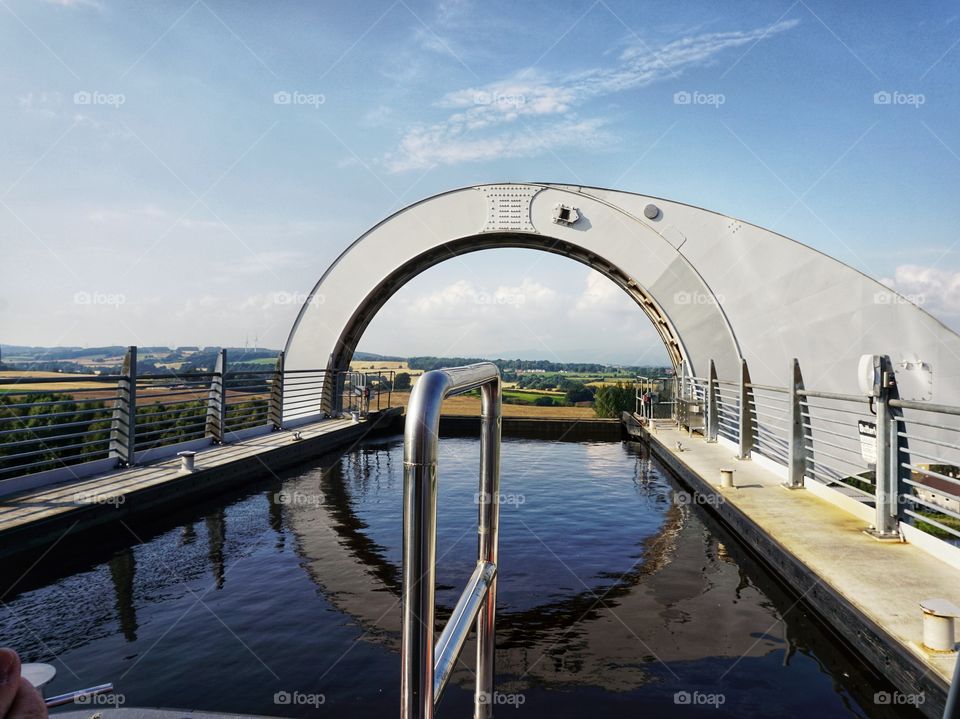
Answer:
[
  {"xmin": 720, "ymin": 468, "xmax": 735, "ymax": 489},
  {"xmin": 178, "ymin": 451, "xmax": 196, "ymax": 473},
  {"xmin": 919, "ymin": 599, "xmax": 959, "ymax": 652}
]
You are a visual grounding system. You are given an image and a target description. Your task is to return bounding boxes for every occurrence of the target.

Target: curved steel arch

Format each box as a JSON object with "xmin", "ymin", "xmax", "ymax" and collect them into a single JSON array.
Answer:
[{"xmin": 284, "ymin": 182, "xmax": 960, "ymax": 416}]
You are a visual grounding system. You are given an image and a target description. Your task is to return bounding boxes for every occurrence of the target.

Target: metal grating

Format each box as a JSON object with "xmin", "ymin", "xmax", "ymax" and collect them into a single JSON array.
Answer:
[{"xmin": 478, "ymin": 184, "xmax": 542, "ymax": 233}]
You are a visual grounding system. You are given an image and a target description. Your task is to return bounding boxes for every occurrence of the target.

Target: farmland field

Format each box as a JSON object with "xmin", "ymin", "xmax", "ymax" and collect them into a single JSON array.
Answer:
[
  {"xmin": 0, "ymin": 372, "xmax": 267, "ymax": 406},
  {"xmin": 349, "ymin": 359, "xmax": 423, "ymax": 377},
  {"xmin": 388, "ymin": 391, "xmax": 596, "ymax": 419}
]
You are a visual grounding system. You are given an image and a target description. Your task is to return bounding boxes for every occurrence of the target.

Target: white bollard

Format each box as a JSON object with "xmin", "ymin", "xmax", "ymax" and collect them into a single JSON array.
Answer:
[
  {"xmin": 720, "ymin": 468, "xmax": 735, "ymax": 489},
  {"xmin": 22, "ymin": 663, "xmax": 56, "ymax": 691},
  {"xmin": 920, "ymin": 598, "xmax": 959, "ymax": 652},
  {"xmin": 177, "ymin": 451, "xmax": 196, "ymax": 473}
]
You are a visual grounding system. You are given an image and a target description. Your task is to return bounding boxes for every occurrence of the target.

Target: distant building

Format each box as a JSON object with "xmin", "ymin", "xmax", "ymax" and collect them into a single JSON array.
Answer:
[{"xmin": 913, "ymin": 465, "xmax": 960, "ymax": 514}]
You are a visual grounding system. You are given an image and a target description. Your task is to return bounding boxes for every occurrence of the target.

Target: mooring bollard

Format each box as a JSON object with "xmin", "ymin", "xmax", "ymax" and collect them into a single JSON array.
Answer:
[
  {"xmin": 177, "ymin": 451, "xmax": 196, "ymax": 473},
  {"xmin": 720, "ymin": 468, "xmax": 735, "ymax": 489},
  {"xmin": 919, "ymin": 599, "xmax": 959, "ymax": 652},
  {"xmin": 22, "ymin": 663, "xmax": 56, "ymax": 694}
]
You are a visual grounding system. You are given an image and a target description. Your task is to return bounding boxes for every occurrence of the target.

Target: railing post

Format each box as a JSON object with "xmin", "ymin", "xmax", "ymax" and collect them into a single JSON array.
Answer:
[
  {"xmin": 871, "ymin": 355, "xmax": 901, "ymax": 538},
  {"xmin": 109, "ymin": 346, "xmax": 137, "ymax": 467},
  {"xmin": 319, "ymin": 371, "xmax": 333, "ymax": 418},
  {"xmin": 738, "ymin": 359, "xmax": 754, "ymax": 460},
  {"xmin": 268, "ymin": 350, "xmax": 284, "ymax": 430},
  {"xmin": 784, "ymin": 358, "xmax": 807, "ymax": 489},
  {"xmin": 335, "ymin": 371, "xmax": 347, "ymax": 416},
  {"xmin": 476, "ymin": 379, "xmax": 501, "ymax": 718},
  {"xmin": 401, "ymin": 364, "xmax": 501, "ymax": 719},
  {"xmin": 706, "ymin": 360, "xmax": 719, "ymax": 442},
  {"xmin": 205, "ymin": 349, "xmax": 227, "ymax": 444}
]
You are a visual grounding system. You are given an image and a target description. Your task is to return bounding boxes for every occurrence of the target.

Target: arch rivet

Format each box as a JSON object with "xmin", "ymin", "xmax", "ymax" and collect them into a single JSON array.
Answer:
[{"xmin": 644, "ymin": 204, "xmax": 660, "ymax": 220}]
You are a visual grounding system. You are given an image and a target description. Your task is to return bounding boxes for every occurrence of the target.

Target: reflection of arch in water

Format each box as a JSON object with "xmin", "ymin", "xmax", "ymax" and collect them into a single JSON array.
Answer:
[{"xmin": 282, "ymin": 441, "xmax": 802, "ymax": 690}]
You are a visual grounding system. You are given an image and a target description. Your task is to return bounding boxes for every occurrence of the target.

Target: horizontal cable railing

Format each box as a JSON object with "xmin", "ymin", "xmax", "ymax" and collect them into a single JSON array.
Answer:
[
  {"xmin": 0, "ymin": 347, "xmax": 397, "ymax": 483},
  {"xmin": 0, "ymin": 375, "xmax": 117, "ymax": 478},
  {"xmin": 672, "ymin": 355, "xmax": 960, "ymax": 552}
]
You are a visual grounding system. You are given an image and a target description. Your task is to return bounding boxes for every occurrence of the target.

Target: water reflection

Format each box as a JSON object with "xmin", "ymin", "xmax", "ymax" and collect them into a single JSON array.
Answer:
[
  {"xmin": 206, "ymin": 509, "xmax": 227, "ymax": 590},
  {"xmin": 108, "ymin": 548, "xmax": 137, "ymax": 642},
  {"xmin": 0, "ymin": 437, "xmax": 920, "ymax": 718}
]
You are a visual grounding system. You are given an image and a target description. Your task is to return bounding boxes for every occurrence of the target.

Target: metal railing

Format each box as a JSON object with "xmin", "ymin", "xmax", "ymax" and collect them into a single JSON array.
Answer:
[
  {"xmin": 634, "ymin": 376, "xmax": 673, "ymax": 421},
  {"xmin": 674, "ymin": 354, "xmax": 960, "ymax": 549},
  {"xmin": 401, "ymin": 363, "xmax": 501, "ymax": 719},
  {"xmin": 0, "ymin": 346, "xmax": 396, "ymax": 482}
]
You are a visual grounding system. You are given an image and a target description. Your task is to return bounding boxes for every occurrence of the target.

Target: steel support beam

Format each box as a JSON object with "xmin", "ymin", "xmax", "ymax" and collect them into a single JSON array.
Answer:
[
  {"xmin": 109, "ymin": 346, "xmax": 137, "ymax": 467},
  {"xmin": 785, "ymin": 358, "xmax": 807, "ymax": 489},
  {"xmin": 738, "ymin": 359, "xmax": 754, "ymax": 461},
  {"xmin": 205, "ymin": 349, "xmax": 227, "ymax": 444}
]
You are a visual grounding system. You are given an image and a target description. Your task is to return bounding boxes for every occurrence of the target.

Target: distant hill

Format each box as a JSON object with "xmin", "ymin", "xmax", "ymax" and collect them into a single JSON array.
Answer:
[{"xmin": 0, "ymin": 345, "xmax": 664, "ymax": 375}]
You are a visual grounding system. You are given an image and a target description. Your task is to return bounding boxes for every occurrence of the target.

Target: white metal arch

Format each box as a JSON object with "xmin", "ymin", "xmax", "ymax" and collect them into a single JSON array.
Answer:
[{"xmin": 284, "ymin": 183, "xmax": 960, "ymax": 415}]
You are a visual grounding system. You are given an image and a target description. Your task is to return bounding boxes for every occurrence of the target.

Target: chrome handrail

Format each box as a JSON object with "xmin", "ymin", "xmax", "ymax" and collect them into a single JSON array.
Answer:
[{"xmin": 402, "ymin": 363, "xmax": 501, "ymax": 719}]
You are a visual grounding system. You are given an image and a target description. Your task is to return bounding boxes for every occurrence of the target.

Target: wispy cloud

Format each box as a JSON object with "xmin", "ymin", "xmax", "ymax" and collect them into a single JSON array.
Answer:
[
  {"xmin": 43, "ymin": 0, "xmax": 103, "ymax": 9},
  {"xmin": 881, "ymin": 264, "xmax": 960, "ymax": 319},
  {"xmin": 384, "ymin": 19, "xmax": 799, "ymax": 172},
  {"xmin": 385, "ymin": 117, "xmax": 612, "ymax": 173}
]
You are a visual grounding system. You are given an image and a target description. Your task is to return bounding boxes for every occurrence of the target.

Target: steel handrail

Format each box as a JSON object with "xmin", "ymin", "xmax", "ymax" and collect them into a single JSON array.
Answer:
[{"xmin": 402, "ymin": 363, "xmax": 501, "ymax": 719}]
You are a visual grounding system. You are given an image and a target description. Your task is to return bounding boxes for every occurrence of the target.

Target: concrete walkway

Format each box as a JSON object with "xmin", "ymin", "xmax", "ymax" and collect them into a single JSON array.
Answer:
[
  {"xmin": 0, "ymin": 412, "xmax": 399, "ymax": 558},
  {"xmin": 637, "ymin": 421, "xmax": 958, "ymax": 718}
]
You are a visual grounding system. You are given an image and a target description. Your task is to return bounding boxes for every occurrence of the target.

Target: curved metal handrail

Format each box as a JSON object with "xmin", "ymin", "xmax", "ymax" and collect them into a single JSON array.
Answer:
[{"xmin": 401, "ymin": 363, "xmax": 502, "ymax": 719}]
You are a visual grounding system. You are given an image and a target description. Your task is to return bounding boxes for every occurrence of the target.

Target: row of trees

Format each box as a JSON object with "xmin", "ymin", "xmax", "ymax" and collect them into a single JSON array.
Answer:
[
  {"xmin": 0, "ymin": 393, "xmax": 272, "ymax": 477},
  {"xmin": 407, "ymin": 356, "xmax": 671, "ymax": 375}
]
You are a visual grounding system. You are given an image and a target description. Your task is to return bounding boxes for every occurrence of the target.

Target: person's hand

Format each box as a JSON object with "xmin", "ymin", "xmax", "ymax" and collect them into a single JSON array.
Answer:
[{"xmin": 0, "ymin": 650, "xmax": 46, "ymax": 719}]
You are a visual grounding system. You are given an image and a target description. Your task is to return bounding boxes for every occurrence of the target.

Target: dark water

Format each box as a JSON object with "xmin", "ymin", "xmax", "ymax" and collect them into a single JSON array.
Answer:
[{"xmin": 1, "ymin": 437, "xmax": 919, "ymax": 718}]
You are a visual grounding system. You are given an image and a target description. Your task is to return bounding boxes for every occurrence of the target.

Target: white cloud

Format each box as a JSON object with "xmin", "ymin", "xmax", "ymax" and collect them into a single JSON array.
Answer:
[
  {"xmin": 385, "ymin": 117, "xmax": 612, "ymax": 172},
  {"xmin": 44, "ymin": 0, "xmax": 103, "ymax": 8},
  {"xmin": 219, "ymin": 251, "xmax": 304, "ymax": 277},
  {"xmin": 358, "ymin": 268, "xmax": 668, "ymax": 363},
  {"xmin": 19, "ymin": 92, "xmax": 62, "ymax": 119},
  {"xmin": 385, "ymin": 19, "xmax": 799, "ymax": 171},
  {"xmin": 881, "ymin": 264, "xmax": 960, "ymax": 318},
  {"xmin": 88, "ymin": 205, "xmax": 168, "ymax": 222},
  {"xmin": 573, "ymin": 271, "xmax": 632, "ymax": 314},
  {"xmin": 407, "ymin": 278, "xmax": 555, "ymax": 317}
]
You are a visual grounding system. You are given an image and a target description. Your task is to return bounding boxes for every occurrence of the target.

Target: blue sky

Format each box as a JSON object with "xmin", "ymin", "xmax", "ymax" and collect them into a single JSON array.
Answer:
[{"xmin": 2, "ymin": 0, "xmax": 959, "ymax": 364}]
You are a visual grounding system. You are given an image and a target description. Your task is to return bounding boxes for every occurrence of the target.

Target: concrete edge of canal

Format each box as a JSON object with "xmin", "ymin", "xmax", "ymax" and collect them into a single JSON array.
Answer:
[{"xmin": 625, "ymin": 415, "xmax": 954, "ymax": 719}]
